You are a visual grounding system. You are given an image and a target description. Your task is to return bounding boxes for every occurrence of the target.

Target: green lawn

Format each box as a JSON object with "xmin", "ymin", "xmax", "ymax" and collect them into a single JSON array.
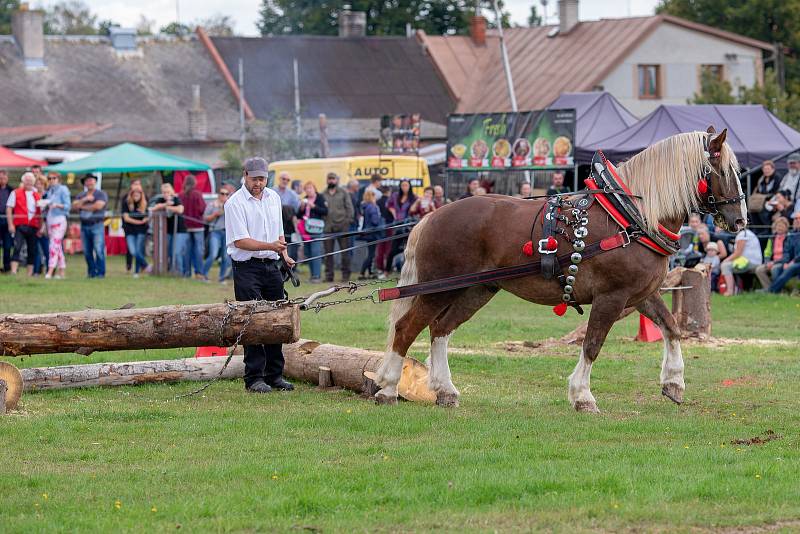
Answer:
[{"xmin": 2, "ymin": 257, "xmax": 800, "ymax": 532}]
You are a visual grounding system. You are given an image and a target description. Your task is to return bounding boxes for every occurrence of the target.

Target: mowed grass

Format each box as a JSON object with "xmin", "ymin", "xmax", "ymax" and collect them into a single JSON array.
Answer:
[{"xmin": 2, "ymin": 257, "xmax": 800, "ymax": 532}]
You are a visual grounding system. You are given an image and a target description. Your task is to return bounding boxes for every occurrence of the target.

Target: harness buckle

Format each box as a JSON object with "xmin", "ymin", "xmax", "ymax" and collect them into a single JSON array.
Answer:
[
  {"xmin": 538, "ymin": 239, "xmax": 557, "ymax": 255},
  {"xmin": 620, "ymin": 230, "xmax": 631, "ymax": 248}
]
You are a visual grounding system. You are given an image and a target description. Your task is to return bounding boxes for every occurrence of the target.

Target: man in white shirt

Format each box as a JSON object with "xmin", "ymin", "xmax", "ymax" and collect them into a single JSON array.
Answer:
[{"xmin": 225, "ymin": 157, "xmax": 296, "ymax": 394}]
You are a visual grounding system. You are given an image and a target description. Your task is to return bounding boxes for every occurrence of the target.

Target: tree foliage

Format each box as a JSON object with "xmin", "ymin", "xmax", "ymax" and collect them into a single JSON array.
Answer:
[
  {"xmin": 0, "ymin": 0, "xmax": 20, "ymax": 35},
  {"xmin": 657, "ymin": 0, "xmax": 800, "ymax": 90},
  {"xmin": 257, "ymin": 0, "xmax": 510, "ymax": 37},
  {"xmin": 159, "ymin": 22, "xmax": 192, "ymax": 36},
  {"xmin": 528, "ymin": 5, "xmax": 542, "ymax": 27},
  {"xmin": 691, "ymin": 69, "xmax": 800, "ymax": 129},
  {"xmin": 44, "ymin": 0, "xmax": 98, "ymax": 35},
  {"xmin": 196, "ymin": 14, "xmax": 235, "ymax": 37}
]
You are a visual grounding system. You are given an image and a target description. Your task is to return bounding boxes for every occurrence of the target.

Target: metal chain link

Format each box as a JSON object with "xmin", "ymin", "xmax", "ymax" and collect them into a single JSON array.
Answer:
[{"xmin": 174, "ymin": 278, "xmax": 396, "ymax": 399}]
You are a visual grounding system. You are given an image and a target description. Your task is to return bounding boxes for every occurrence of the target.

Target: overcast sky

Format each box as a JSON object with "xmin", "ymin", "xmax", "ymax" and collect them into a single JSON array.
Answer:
[{"xmin": 35, "ymin": 0, "xmax": 662, "ymax": 36}]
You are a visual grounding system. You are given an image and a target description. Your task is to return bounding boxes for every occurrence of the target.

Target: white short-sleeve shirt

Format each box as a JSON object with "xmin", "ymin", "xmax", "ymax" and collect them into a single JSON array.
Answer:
[
  {"xmin": 5, "ymin": 189, "xmax": 37, "ymax": 222},
  {"xmin": 225, "ymin": 185, "xmax": 285, "ymax": 261}
]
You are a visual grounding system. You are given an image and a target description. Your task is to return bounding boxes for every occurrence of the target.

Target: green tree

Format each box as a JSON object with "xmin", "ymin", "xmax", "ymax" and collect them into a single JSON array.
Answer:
[
  {"xmin": 656, "ymin": 0, "xmax": 800, "ymax": 89},
  {"xmin": 44, "ymin": 0, "xmax": 98, "ymax": 34},
  {"xmin": 527, "ymin": 4, "xmax": 542, "ymax": 27},
  {"xmin": 691, "ymin": 68, "xmax": 800, "ymax": 129},
  {"xmin": 257, "ymin": 0, "xmax": 509, "ymax": 37},
  {"xmin": 160, "ymin": 21, "xmax": 192, "ymax": 36},
  {"xmin": 0, "ymin": 0, "xmax": 20, "ymax": 35}
]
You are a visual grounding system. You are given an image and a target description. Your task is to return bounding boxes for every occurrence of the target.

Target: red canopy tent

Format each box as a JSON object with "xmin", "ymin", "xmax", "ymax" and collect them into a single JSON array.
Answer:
[{"xmin": 0, "ymin": 145, "xmax": 46, "ymax": 168}]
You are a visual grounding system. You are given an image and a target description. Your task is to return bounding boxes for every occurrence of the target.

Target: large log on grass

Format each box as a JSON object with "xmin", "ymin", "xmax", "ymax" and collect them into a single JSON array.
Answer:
[
  {"xmin": 21, "ymin": 340, "xmax": 435, "ymax": 402},
  {"xmin": 0, "ymin": 302, "xmax": 299, "ymax": 356}
]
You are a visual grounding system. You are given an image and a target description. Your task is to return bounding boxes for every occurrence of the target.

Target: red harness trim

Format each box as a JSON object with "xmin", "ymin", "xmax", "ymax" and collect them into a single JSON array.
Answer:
[{"xmin": 603, "ymin": 161, "xmax": 681, "ymax": 242}]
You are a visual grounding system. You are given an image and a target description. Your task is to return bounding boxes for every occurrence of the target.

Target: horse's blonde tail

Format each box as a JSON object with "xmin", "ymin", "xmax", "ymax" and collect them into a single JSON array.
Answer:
[{"xmin": 385, "ymin": 216, "xmax": 428, "ymax": 352}]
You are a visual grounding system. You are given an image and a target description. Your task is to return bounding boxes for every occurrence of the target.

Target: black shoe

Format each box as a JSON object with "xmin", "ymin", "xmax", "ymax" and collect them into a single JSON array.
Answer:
[
  {"xmin": 267, "ymin": 378, "xmax": 295, "ymax": 391},
  {"xmin": 246, "ymin": 381, "xmax": 272, "ymax": 393}
]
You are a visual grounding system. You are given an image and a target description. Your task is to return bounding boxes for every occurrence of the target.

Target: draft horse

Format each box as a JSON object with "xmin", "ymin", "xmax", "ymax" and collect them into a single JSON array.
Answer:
[{"xmin": 375, "ymin": 128, "xmax": 747, "ymax": 412}]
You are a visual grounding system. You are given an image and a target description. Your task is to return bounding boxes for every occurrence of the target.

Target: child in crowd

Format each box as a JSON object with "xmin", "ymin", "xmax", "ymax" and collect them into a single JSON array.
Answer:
[{"xmin": 701, "ymin": 241, "xmax": 721, "ymax": 291}]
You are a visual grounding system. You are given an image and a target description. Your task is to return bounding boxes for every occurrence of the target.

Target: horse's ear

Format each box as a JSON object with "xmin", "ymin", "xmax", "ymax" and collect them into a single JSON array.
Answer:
[
  {"xmin": 706, "ymin": 126, "xmax": 716, "ymax": 134},
  {"xmin": 709, "ymin": 128, "xmax": 728, "ymax": 151}
]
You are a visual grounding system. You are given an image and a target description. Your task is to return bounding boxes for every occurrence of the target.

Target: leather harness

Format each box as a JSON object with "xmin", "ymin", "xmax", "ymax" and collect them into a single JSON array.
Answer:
[{"xmin": 378, "ymin": 140, "xmax": 744, "ymax": 305}]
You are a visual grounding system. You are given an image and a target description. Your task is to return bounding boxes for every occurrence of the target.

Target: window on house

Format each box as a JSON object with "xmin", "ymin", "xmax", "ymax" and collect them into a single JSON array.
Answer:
[
  {"xmin": 638, "ymin": 65, "xmax": 661, "ymax": 99},
  {"xmin": 701, "ymin": 64, "xmax": 725, "ymax": 81}
]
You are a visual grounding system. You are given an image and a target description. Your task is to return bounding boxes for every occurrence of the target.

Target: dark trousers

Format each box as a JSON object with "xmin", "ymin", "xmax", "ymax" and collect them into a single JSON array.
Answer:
[
  {"xmin": 361, "ymin": 242, "xmax": 377, "ymax": 275},
  {"xmin": 0, "ymin": 223, "xmax": 12, "ymax": 271},
  {"xmin": 324, "ymin": 234, "xmax": 351, "ymax": 281},
  {"xmin": 12, "ymin": 225, "xmax": 38, "ymax": 265},
  {"xmin": 232, "ymin": 259, "xmax": 286, "ymax": 387}
]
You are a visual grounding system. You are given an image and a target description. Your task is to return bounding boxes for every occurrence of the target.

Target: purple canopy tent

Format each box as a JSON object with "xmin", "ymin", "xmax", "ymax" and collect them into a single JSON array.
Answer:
[
  {"xmin": 547, "ymin": 92, "xmax": 638, "ymax": 164},
  {"xmin": 586, "ymin": 104, "xmax": 800, "ymax": 170}
]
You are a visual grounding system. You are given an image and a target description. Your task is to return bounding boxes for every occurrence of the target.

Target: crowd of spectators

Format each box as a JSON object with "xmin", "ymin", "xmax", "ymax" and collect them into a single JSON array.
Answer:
[
  {"xmin": 1, "ymin": 160, "xmax": 797, "ymax": 294},
  {"xmin": 675, "ymin": 153, "xmax": 800, "ymax": 295}
]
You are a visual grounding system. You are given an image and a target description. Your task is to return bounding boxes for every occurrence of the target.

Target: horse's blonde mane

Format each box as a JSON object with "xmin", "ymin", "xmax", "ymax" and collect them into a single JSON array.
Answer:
[{"xmin": 615, "ymin": 131, "xmax": 740, "ymax": 232}]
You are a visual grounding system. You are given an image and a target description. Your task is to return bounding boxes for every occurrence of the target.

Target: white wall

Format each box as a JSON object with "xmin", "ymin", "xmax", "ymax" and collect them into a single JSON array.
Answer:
[{"xmin": 601, "ymin": 22, "xmax": 764, "ymax": 117}]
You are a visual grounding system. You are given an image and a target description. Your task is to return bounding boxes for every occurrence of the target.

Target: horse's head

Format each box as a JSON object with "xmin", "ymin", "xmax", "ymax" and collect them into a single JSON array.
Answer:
[{"xmin": 701, "ymin": 126, "xmax": 747, "ymax": 232}]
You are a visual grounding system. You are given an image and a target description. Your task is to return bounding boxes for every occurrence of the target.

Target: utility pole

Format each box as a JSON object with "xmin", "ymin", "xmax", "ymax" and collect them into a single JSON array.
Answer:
[
  {"xmin": 238, "ymin": 58, "xmax": 246, "ymax": 150},
  {"xmin": 293, "ymin": 58, "xmax": 302, "ymax": 138},
  {"xmin": 494, "ymin": 0, "xmax": 517, "ymax": 112}
]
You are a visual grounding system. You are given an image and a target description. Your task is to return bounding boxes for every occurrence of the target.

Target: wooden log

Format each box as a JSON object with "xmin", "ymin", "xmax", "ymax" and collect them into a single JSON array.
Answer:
[
  {"xmin": 20, "ymin": 340, "xmax": 436, "ymax": 402},
  {"xmin": 672, "ymin": 264, "xmax": 711, "ymax": 340},
  {"xmin": 0, "ymin": 379, "xmax": 6, "ymax": 415},
  {"xmin": 22, "ymin": 356, "xmax": 247, "ymax": 391},
  {"xmin": 0, "ymin": 302, "xmax": 300, "ymax": 356},
  {"xmin": 318, "ymin": 366, "xmax": 333, "ymax": 389}
]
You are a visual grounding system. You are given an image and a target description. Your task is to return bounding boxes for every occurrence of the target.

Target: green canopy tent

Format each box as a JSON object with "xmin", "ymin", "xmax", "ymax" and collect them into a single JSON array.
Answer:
[{"xmin": 45, "ymin": 142, "xmax": 210, "ymax": 174}]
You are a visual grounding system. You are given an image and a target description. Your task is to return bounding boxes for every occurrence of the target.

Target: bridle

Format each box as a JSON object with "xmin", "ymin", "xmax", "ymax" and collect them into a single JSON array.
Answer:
[{"xmin": 697, "ymin": 136, "xmax": 746, "ymax": 215}]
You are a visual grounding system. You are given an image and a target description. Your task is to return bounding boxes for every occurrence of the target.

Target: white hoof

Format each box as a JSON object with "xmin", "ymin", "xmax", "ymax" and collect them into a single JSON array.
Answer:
[{"xmin": 661, "ymin": 382, "xmax": 684, "ymax": 405}]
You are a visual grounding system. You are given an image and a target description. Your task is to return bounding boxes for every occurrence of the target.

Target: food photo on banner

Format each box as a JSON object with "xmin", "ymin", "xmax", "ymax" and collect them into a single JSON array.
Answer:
[
  {"xmin": 447, "ymin": 109, "xmax": 576, "ymax": 170},
  {"xmin": 380, "ymin": 113, "xmax": 421, "ymax": 154}
]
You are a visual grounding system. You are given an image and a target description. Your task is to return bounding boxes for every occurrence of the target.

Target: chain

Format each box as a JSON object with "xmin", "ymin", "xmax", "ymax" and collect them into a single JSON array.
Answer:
[{"xmin": 174, "ymin": 278, "xmax": 395, "ymax": 399}]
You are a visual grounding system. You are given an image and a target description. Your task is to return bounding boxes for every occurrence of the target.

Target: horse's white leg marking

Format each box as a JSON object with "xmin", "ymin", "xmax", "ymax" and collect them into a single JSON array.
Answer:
[
  {"xmin": 429, "ymin": 334, "xmax": 458, "ymax": 395},
  {"xmin": 660, "ymin": 338, "xmax": 685, "ymax": 388},
  {"xmin": 375, "ymin": 350, "xmax": 403, "ymax": 401},
  {"xmin": 568, "ymin": 350, "xmax": 599, "ymax": 412}
]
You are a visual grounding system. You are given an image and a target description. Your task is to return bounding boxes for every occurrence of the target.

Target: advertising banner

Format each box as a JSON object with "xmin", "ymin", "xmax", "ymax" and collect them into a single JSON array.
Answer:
[{"xmin": 447, "ymin": 109, "xmax": 576, "ymax": 170}]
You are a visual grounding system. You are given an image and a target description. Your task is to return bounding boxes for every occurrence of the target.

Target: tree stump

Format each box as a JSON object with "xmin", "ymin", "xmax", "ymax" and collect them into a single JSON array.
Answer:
[{"xmin": 671, "ymin": 265, "xmax": 711, "ymax": 340}]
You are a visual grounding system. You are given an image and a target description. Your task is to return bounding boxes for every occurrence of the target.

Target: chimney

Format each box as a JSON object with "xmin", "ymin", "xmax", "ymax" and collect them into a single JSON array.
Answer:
[
  {"xmin": 558, "ymin": 0, "xmax": 579, "ymax": 34},
  {"xmin": 12, "ymin": 3, "xmax": 45, "ymax": 70},
  {"xmin": 188, "ymin": 85, "xmax": 208, "ymax": 141},
  {"xmin": 470, "ymin": 16, "xmax": 487, "ymax": 46},
  {"xmin": 109, "ymin": 27, "xmax": 138, "ymax": 53},
  {"xmin": 338, "ymin": 8, "xmax": 366, "ymax": 38}
]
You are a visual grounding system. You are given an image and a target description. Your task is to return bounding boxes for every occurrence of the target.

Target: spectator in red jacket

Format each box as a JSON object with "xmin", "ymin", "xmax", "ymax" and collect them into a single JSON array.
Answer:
[
  {"xmin": 179, "ymin": 175, "xmax": 208, "ymax": 280},
  {"xmin": 5, "ymin": 172, "xmax": 41, "ymax": 276}
]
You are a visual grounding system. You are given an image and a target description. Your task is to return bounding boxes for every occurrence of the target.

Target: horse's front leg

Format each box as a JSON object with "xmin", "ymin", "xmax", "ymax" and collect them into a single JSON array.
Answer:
[
  {"xmin": 636, "ymin": 292, "xmax": 685, "ymax": 404},
  {"xmin": 569, "ymin": 294, "xmax": 628, "ymax": 413}
]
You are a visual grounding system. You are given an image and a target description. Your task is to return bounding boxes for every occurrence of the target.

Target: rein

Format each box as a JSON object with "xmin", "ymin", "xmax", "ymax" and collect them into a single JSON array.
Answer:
[{"xmin": 698, "ymin": 137, "xmax": 745, "ymax": 215}]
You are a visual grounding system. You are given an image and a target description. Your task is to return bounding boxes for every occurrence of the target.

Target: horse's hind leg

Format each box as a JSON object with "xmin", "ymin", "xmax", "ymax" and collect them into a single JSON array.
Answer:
[
  {"xmin": 428, "ymin": 287, "xmax": 497, "ymax": 407},
  {"xmin": 375, "ymin": 295, "xmax": 445, "ymax": 404},
  {"xmin": 569, "ymin": 294, "xmax": 628, "ymax": 413},
  {"xmin": 636, "ymin": 292, "xmax": 685, "ymax": 404}
]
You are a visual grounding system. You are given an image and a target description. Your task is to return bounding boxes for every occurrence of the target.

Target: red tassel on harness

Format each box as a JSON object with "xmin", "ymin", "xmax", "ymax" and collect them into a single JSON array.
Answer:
[
  {"xmin": 697, "ymin": 178, "xmax": 709, "ymax": 195},
  {"xmin": 553, "ymin": 302, "xmax": 568, "ymax": 316},
  {"xmin": 546, "ymin": 236, "xmax": 558, "ymax": 251},
  {"xmin": 522, "ymin": 241, "xmax": 534, "ymax": 256}
]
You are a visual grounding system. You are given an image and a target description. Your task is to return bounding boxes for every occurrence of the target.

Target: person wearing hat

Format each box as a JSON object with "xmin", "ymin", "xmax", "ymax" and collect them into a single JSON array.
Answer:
[
  {"xmin": 779, "ymin": 153, "xmax": 800, "ymax": 207},
  {"xmin": 71, "ymin": 174, "xmax": 108, "ymax": 278},
  {"xmin": 225, "ymin": 157, "xmax": 296, "ymax": 393}
]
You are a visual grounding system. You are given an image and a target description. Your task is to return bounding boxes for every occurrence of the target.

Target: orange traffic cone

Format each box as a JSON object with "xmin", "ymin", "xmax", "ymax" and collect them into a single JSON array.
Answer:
[
  {"xmin": 195, "ymin": 346, "xmax": 228, "ymax": 358},
  {"xmin": 635, "ymin": 314, "xmax": 663, "ymax": 342}
]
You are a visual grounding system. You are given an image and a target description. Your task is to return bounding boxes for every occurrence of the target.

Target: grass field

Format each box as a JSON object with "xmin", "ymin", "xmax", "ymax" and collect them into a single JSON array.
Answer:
[{"xmin": 2, "ymin": 257, "xmax": 800, "ymax": 533}]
